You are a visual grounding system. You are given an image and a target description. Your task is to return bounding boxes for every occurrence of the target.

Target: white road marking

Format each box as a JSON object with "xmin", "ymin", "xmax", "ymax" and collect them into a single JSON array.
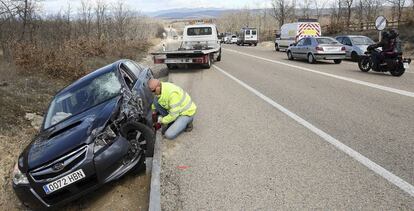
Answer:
[
  {"xmin": 213, "ymin": 64, "xmax": 414, "ymax": 197},
  {"xmin": 224, "ymin": 48, "xmax": 414, "ymax": 98}
]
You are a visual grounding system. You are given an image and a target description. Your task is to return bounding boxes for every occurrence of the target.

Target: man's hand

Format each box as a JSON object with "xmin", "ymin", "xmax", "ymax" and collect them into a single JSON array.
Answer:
[{"xmin": 157, "ymin": 116, "xmax": 163, "ymax": 124}]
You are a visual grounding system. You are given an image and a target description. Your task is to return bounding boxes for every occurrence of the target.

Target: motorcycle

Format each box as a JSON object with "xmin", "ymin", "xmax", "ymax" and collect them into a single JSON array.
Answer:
[{"xmin": 358, "ymin": 46, "xmax": 411, "ymax": 77}]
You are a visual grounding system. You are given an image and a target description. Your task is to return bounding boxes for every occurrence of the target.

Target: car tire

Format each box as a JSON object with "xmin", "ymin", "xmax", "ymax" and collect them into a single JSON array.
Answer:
[
  {"xmin": 120, "ymin": 121, "xmax": 155, "ymax": 158},
  {"xmin": 351, "ymin": 52, "xmax": 359, "ymax": 62},
  {"xmin": 334, "ymin": 59, "xmax": 342, "ymax": 64},
  {"xmin": 287, "ymin": 51, "xmax": 294, "ymax": 60},
  {"xmin": 307, "ymin": 54, "xmax": 316, "ymax": 64},
  {"xmin": 254, "ymin": 43, "xmax": 257, "ymax": 46},
  {"xmin": 204, "ymin": 54, "xmax": 212, "ymax": 69},
  {"xmin": 216, "ymin": 49, "xmax": 222, "ymax": 61}
]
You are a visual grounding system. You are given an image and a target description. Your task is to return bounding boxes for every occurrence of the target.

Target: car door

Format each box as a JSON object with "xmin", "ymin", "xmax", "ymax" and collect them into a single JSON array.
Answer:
[
  {"xmin": 342, "ymin": 37, "xmax": 353, "ymax": 58},
  {"xmin": 303, "ymin": 38, "xmax": 313, "ymax": 56},
  {"xmin": 292, "ymin": 38, "xmax": 305, "ymax": 58}
]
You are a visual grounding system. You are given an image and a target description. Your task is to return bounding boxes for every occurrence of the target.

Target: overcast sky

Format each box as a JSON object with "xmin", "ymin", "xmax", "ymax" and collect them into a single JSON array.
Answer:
[{"xmin": 39, "ymin": 0, "xmax": 272, "ymax": 14}]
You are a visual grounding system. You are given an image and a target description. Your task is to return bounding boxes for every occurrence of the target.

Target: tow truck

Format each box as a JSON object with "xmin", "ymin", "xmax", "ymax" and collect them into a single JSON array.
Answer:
[{"xmin": 152, "ymin": 23, "xmax": 222, "ymax": 69}]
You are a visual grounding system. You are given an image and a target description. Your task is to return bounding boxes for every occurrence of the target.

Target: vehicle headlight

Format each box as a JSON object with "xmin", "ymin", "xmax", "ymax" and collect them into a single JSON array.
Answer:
[
  {"xmin": 13, "ymin": 162, "xmax": 29, "ymax": 185},
  {"xmin": 93, "ymin": 125, "xmax": 117, "ymax": 153}
]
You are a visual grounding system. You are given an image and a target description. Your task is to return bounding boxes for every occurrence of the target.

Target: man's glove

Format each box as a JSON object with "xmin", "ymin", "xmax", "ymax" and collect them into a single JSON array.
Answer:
[{"xmin": 152, "ymin": 112, "xmax": 162, "ymax": 131}]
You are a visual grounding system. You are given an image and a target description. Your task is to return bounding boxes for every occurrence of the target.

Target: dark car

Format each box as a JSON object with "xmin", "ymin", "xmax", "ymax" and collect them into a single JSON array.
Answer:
[{"xmin": 12, "ymin": 59, "xmax": 156, "ymax": 210}]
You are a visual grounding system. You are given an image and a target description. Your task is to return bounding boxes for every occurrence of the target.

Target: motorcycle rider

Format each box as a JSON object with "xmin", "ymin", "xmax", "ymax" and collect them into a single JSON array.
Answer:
[{"xmin": 368, "ymin": 29, "xmax": 399, "ymax": 71}]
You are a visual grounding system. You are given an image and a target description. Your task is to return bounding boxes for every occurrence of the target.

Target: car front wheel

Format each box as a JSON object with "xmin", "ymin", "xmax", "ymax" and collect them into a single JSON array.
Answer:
[
  {"xmin": 334, "ymin": 59, "xmax": 342, "ymax": 64},
  {"xmin": 287, "ymin": 51, "xmax": 294, "ymax": 60}
]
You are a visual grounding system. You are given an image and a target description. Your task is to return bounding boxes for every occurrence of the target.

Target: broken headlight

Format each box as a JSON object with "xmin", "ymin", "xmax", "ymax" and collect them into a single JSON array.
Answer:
[
  {"xmin": 93, "ymin": 125, "xmax": 117, "ymax": 153},
  {"xmin": 13, "ymin": 162, "xmax": 29, "ymax": 185}
]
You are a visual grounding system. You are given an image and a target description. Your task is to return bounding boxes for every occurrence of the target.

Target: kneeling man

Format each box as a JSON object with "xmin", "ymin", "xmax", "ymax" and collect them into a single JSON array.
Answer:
[{"xmin": 148, "ymin": 79, "xmax": 197, "ymax": 139}]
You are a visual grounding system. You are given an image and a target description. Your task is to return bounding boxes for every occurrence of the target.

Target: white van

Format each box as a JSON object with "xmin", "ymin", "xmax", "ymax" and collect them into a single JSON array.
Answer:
[
  {"xmin": 182, "ymin": 24, "xmax": 220, "ymax": 50},
  {"xmin": 237, "ymin": 27, "xmax": 258, "ymax": 46},
  {"xmin": 275, "ymin": 22, "xmax": 321, "ymax": 51}
]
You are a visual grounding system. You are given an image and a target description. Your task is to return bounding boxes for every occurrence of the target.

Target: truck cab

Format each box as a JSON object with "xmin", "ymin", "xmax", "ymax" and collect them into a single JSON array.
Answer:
[{"xmin": 182, "ymin": 24, "xmax": 220, "ymax": 50}]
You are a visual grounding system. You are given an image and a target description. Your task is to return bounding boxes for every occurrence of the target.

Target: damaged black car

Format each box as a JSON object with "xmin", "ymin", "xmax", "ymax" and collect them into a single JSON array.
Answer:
[{"xmin": 12, "ymin": 59, "xmax": 156, "ymax": 209}]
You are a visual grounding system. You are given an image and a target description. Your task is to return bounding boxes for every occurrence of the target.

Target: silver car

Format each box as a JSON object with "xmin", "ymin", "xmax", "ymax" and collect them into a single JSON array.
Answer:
[
  {"xmin": 287, "ymin": 37, "xmax": 346, "ymax": 64},
  {"xmin": 335, "ymin": 35, "xmax": 375, "ymax": 61}
]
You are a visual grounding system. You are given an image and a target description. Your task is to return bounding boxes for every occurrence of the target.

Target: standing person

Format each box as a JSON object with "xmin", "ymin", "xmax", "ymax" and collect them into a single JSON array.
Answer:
[{"xmin": 148, "ymin": 79, "xmax": 197, "ymax": 140}]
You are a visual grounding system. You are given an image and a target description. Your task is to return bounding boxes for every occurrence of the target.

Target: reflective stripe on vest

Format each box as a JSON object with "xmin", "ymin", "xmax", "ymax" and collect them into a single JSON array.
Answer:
[
  {"xmin": 170, "ymin": 90, "xmax": 188, "ymax": 109},
  {"xmin": 170, "ymin": 99, "xmax": 192, "ymax": 116}
]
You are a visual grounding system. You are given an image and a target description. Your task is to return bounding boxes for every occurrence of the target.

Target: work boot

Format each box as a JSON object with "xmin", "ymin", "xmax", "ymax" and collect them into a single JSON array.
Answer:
[{"xmin": 185, "ymin": 122, "xmax": 193, "ymax": 132}]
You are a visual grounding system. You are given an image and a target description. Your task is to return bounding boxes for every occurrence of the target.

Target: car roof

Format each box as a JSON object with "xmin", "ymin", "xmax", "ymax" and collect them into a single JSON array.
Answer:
[
  {"xmin": 316, "ymin": 36, "xmax": 335, "ymax": 39},
  {"xmin": 185, "ymin": 24, "xmax": 216, "ymax": 28}
]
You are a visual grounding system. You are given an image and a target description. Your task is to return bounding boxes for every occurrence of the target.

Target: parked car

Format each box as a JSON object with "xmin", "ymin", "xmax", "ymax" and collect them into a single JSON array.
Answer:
[
  {"xmin": 287, "ymin": 37, "xmax": 346, "ymax": 64},
  {"xmin": 335, "ymin": 35, "xmax": 375, "ymax": 61},
  {"xmin": 230, "ymin": 35, "xmax": 238, "ymax": 44},
  {"xmin": 12, "ymin": 59, "xmax": 155, "ymax": 209}
]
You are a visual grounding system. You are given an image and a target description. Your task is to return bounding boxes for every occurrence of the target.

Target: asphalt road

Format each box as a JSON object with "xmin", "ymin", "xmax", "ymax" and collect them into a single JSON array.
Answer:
[{"xmin": 160, "ymin": 43, "xmax": 414, "ymax": 210}]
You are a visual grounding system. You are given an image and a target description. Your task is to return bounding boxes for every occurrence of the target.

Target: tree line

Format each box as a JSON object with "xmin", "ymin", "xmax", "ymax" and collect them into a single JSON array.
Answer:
[
  {"xmin": 0, "ymin": 0, "xmax": 164, "ymax": 80},
  {"xmin": 217, "ymin": 0, "xmax": 414, "ymax": 41}
]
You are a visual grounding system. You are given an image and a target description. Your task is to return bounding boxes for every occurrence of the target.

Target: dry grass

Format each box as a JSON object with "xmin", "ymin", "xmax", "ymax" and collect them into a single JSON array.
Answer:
[
  {"xmin": 13, "ymin": 38, "xmax": 151, "ymax": 81},
  {"xmin": 0, "ymin": 62, "xmax": 65, "ymax": 210}
]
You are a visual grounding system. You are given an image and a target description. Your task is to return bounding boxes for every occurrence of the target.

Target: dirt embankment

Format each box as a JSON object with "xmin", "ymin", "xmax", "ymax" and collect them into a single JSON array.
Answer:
[{"xmin": 0, "ymin": 38, "xmax": 166, "ymax": 211}]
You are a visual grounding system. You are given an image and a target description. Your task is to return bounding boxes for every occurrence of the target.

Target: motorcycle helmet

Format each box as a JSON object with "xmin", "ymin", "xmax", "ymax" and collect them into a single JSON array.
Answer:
[{"xmin": 389, "ymin": 29, "xmax": 399, "ymax": 39}]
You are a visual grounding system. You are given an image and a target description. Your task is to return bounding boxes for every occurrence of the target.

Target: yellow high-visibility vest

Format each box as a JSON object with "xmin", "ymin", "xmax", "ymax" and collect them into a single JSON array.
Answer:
[{"xmin": 154, "ymin": 82, "xmax": 196, "ymax": 124}]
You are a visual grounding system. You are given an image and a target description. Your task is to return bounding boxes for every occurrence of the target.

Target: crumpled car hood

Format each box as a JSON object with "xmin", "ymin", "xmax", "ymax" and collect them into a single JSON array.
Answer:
[{"xmin": 21, "ymin": 96, "xmax": 121, "ymax": 171}]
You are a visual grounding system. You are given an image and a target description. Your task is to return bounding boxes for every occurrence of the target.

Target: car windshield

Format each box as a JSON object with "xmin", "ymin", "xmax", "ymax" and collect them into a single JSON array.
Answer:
[
  {"xmin": 187, "ymin": 27, "xmax": 212, "ymax": 36},
  {"xmin": 351, "ymin": 37, "xmax": 375, "ymax": 45},
  {"xmin": 316, "ymin": 38, "xmax": 339, "ymax": 44},
  {"xmin": 44, "ymin": 71, "xmax": 122, "ymax": 128}
]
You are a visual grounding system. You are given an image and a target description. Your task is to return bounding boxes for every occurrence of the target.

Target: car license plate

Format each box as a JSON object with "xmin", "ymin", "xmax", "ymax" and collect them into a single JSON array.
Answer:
[
  {"xmin": 325, "ymin": 47, "xmax": 339, "ymax": 52},
  {"xmin": 165, "ymin": 59, "xmax": 192, "ymax": 64},
  {"xmin": 404, "ymin": 62, "xmax": 409, "ymax": 69},
  {"xmin": 43, "ymin": 169, "xmax": 85, "ymax": 194}
]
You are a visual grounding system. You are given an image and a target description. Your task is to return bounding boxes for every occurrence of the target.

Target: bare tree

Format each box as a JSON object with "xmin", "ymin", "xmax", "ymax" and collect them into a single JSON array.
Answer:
[
  {"xmin": 387, "ymin": 0, "xmax": 406, "ymax": 26},
  {"xmin": 271, "ymin": 0, "xmax": 296, "ymax": 27},
  {"xmin": 14, "ymin": 0, "xmax": 37, "ymax": 40},
  {"xmin": 355, "ymin": 0, "xmax": 364, "ymax": 30},
  {"xmin": 94, "ymin": 0, "xmax": 107, "ymax": 39},
  {"xmin": 343, "ymin": 0, "xmax": 353, "ymax": 29},
  {"xmin": 363, "ymin": 0, "xmax": 383, "ymax": 23},
  {"xmin": 299, "ymin": 0, "xmax": 312, "ymax": 19},
  {"xmin": 79, "ymin": 0, "xmax": 93, "ymax": 36},
  {"xmin": 112, "ymin": 0, "xmax": 132, "ymax": 39},
  {"xmin": 313, "ymin": 0, "xmax": 328, "ymax": 20}
]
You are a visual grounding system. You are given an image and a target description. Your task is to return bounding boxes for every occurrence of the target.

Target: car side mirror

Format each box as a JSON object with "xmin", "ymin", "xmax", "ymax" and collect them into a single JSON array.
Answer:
[{"xmin": 291, "ymin": 43, "xmax": 297, "ymax": 46}]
